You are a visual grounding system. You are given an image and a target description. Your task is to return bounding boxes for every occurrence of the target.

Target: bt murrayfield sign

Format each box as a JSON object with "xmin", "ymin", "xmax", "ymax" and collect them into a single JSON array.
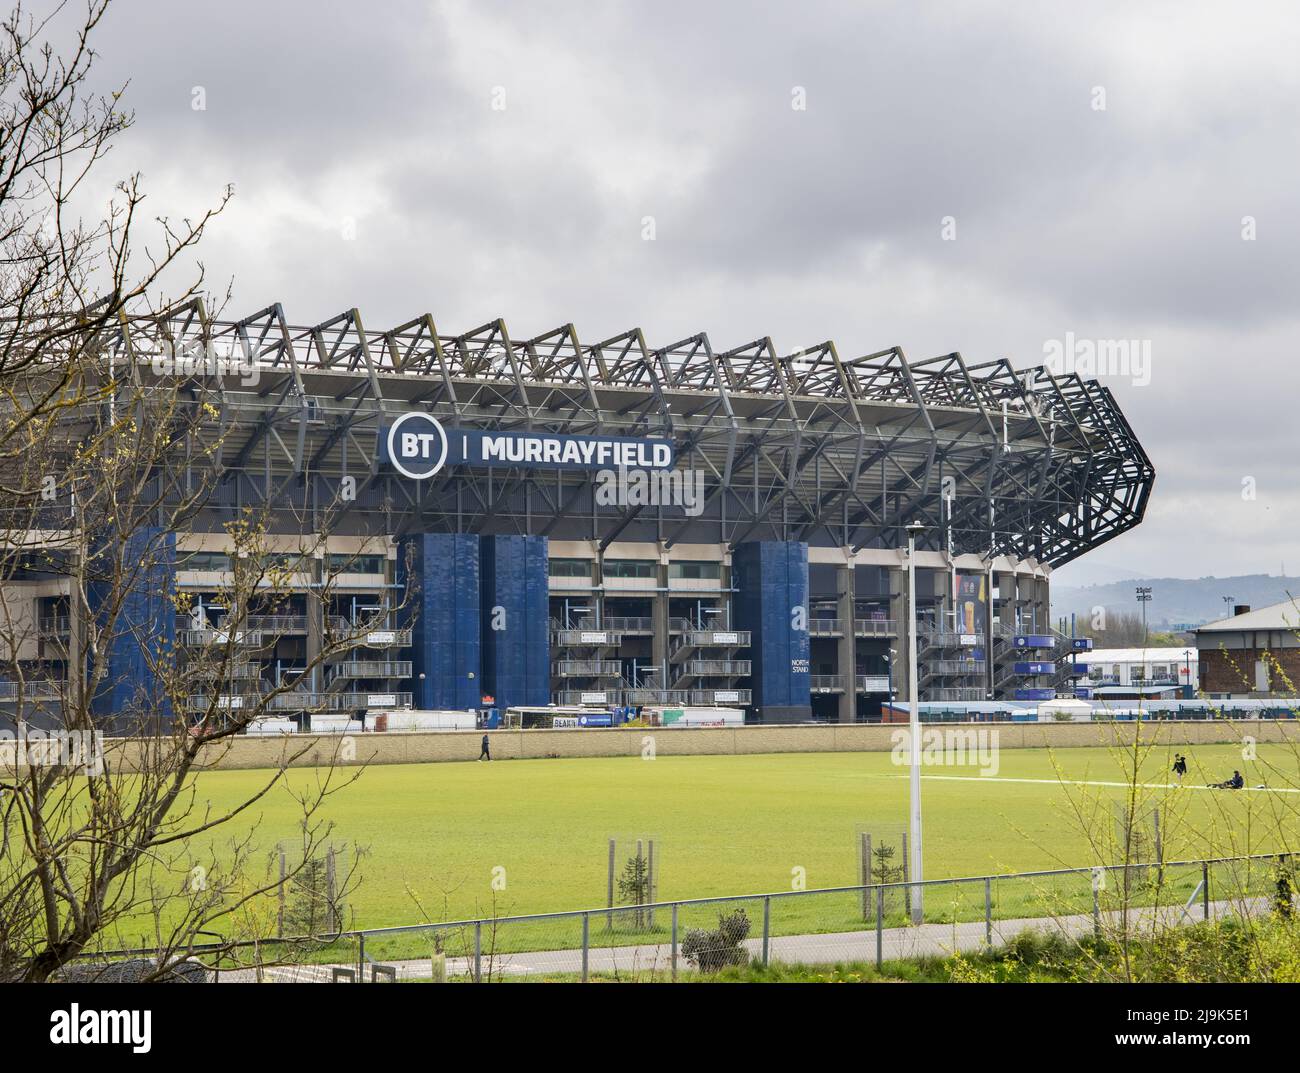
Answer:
[{"xmin": 380, "ymin": 413, "xmax": 674, "ymax": 480}]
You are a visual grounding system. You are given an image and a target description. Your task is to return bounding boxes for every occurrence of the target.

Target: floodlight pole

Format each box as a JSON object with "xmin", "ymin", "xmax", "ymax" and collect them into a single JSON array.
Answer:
[{"xmin": 906, "ymin": 520, "xmax": 924, "ymax": 925}]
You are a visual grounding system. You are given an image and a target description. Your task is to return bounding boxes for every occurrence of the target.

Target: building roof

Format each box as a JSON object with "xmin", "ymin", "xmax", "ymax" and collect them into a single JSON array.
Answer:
[
  {"xmin": 1193, "ymin": 599, "xmax": 1300, "ymax": 634},
  {"xmin": 1086, "ymin": 647, "xmax": 1197, "ymax": 663}
]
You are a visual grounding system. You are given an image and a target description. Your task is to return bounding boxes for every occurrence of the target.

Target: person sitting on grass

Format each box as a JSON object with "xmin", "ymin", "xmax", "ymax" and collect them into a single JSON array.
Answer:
[{"xmin": 1210, "ymin": 770, "xmax": 1244, "ymax": 790}]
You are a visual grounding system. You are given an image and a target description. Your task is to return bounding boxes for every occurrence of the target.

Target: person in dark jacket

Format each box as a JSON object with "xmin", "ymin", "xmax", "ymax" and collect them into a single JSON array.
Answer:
[
  {"xmin": 1172, "ymin": 754, "xmax": 1187, "ymax": 784},
  {"xmin": 478, "ymin": 733, "xmax": 491, "ymax": 762}
]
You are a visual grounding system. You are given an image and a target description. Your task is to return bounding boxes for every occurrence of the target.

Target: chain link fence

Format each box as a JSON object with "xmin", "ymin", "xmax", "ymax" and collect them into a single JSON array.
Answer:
[{"xmin": 61, "ymin": 852, "xmax": 1296, "ymax": 982}]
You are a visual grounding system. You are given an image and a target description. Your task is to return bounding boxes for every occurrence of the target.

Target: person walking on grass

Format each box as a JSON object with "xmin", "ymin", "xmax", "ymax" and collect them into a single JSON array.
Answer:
[
  {"xmin": 479, "ymin": 733, "xmax": 491, "ymax": 762},
  {"xmin": 1172, "ymin": 754, "xmax": 1187, "ymax": 784}
]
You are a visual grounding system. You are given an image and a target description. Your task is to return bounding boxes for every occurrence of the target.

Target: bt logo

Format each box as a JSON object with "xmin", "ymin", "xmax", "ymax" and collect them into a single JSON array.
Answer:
[{"xmin": 387, "ymin": 412, "xmax": 449, "ymax": 479}]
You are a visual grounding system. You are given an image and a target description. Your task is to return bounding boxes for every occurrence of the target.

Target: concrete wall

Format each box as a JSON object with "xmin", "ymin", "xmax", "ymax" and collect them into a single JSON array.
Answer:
[{"xmin": 62, "ymin": 718, "xmax": 1300, "ymax": 774}]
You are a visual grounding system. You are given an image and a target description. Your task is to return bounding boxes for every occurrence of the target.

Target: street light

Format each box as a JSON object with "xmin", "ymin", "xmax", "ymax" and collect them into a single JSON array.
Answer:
[{"xmin": 905, "ymin": 519, "xmax": 925, "ymax": 924}]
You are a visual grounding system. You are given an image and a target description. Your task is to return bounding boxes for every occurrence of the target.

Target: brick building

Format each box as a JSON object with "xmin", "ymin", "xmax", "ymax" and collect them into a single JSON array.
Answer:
[{"xmin": 1194, "ymin": 601, "xmax": 1300, "ymax": 698}]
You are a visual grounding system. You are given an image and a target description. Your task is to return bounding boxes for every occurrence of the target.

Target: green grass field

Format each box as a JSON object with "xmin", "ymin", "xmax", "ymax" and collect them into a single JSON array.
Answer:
[{"xmin": 175, "ymin": 739, "xmax": 1299, "ymax": 950}]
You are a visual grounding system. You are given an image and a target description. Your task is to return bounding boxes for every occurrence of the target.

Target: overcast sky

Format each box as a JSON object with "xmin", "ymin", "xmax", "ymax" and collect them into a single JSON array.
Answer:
[{"xmin": 65, "ymin": 0, "xmax": 1300, "ymax": 585}]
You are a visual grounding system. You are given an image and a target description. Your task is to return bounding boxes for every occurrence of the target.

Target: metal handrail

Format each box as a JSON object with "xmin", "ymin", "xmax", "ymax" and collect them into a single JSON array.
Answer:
[{"xmin": 555, "ymin": 660, "xmax": 623, "ymax": 677}]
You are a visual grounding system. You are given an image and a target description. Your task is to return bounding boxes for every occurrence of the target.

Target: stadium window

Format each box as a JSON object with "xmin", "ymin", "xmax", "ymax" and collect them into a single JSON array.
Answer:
[
  {"xmin": 264, "ymin": 553, "xmax": 309, "ymax": 572},
  {"xmin": 668, "ymin": 561, "xmax": 721, "ymax": 580},
  {"xmin": 328, "ymin": 554, "xmax": 386, "ymax": 575},
  {"xmin": 548, "ymin": 558, "xmax": 591, "ymax": 578},
  {"xmin": 9, "ymin": 551, "xmax": 73, "ymax": 578},
  {"xmin": 177, "ymin": 552, "xmax": 232, "ymax": 572},
  {"xmin": 602, "ymin": 559, "xmax": 657, "ymax": 579}
]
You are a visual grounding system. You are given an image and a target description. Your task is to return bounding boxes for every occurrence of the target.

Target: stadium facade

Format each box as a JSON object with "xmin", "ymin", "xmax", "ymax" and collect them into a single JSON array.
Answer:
[{"xmin": 2, "ymin": 301, "xmax": 1154, "ymax": 725}]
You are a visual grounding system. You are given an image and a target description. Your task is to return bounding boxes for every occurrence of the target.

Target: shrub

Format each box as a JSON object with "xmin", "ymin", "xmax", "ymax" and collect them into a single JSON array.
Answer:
[{"xmin": 682, "ymin": 909, "xmax": 751, "ymax": 973}]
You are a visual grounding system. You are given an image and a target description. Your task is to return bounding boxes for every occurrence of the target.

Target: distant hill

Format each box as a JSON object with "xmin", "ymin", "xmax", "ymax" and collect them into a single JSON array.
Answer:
[{"xmin": 1049, "ymin": 574, "xmax": 1300, "ymax": 629}]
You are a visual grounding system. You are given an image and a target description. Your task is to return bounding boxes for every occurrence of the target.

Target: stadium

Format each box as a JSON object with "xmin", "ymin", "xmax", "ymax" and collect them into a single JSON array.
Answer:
[{"xmin": 1, "ymin": 298, "xmax": 1154, "ymax": 729}]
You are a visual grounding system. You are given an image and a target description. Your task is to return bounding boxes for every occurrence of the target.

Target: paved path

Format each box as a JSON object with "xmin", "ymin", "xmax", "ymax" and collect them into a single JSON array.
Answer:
[{"xmin": 220, "ymin": 896, "xmax": 1271, "ymax": 982}]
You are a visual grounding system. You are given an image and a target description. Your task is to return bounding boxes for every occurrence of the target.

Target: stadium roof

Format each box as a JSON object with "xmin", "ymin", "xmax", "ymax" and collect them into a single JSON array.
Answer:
[{"xmin": 23, "ymin": 298, "xmax": 1156, "ymax": 561}]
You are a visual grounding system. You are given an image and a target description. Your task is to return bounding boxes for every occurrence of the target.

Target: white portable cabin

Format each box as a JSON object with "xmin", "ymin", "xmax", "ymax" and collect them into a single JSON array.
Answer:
[
  {"xmin": 1036, "ymin": 698, "xmax": 1093, "ymax": 722},
  {"xmin": 373, "ymin": 709, "xmax": 478, "ymax": 731},
  {"xmin": 243, "ymin": 717, "xmax": 298, "ymax": 736},
  {"xmin": 652, "ymin": 705, "xmax": 746, "ymax": 727}
]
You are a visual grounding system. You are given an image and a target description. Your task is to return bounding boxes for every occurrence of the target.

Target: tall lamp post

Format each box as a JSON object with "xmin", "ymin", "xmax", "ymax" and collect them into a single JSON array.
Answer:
[
  {"xmin": 905, "ymin": 519, "xmax": 925, "ymax": 924},
  {"xmin": 1135, "ymin": 586, "xmax": 1152, "ymax": 645}
]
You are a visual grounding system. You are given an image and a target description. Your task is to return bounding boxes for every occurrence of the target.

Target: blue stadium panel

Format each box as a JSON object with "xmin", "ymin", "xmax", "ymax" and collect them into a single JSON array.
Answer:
[
  {"xmin": 733, "ymin": 541, "xmax": 811, "ymax": 723},
  {"xmin": 89, "ymin": 526, "xmax": 176, "ymax": 729},
  {"xmin": 480, "ymin": 534, "xmax": 550, "ymax": 709},
  {"xmin": 398, "ymin": 533, "xmax": 482, "ymax": 710}
]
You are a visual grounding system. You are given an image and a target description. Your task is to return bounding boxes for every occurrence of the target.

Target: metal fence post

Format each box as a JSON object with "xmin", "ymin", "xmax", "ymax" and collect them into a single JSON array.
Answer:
[
  {"xmin": 875, "ymin": 885, "xmax": 883, "ymax": 969},
  {"xmin": 984, "ymin": 877, "xmax": 992, "ymax": 949},
  {"xmin": 474, "ymin": 920, "xmax": 482, "ymax": 983},
  {"xmin": 357, "ymin": 933, "xmax": 365, "ymax": 981},
  {"xmin": 1203, "ymin": 860, "xmax": 1211, "ymax": 921},
  {"xmin": 671, "ymin": 903, "xmax": 678, "ymax": 981},
  {"xmin": 581, "ymin": 912, "xmax": 589, "ymax": 982},
  {"xmin": 277, "ymin": 847, "xmax": 286, "ymax": 937},
  {"xmin": 762, "ymin": 896, "xmax": 770, "ymax": 966},
  {"xmin": 1092, "ymin": 885, "xmax": 1101, "ymax": 940},
  {"xmin": 607, "ymin": 839, "xmax": 616, "ymax": 929}
]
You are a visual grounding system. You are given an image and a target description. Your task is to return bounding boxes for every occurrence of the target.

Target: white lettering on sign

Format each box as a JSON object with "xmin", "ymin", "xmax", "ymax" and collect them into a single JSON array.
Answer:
[{"xmin": 476, "ymin": 435, "xmax": 672, "ymax": 469}]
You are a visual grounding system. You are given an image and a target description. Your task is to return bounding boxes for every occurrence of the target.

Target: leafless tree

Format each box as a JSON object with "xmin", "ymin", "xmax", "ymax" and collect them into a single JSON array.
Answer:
[{"xmin": 0, "ymin": 1, "xmax": 398, "ymax": 982}]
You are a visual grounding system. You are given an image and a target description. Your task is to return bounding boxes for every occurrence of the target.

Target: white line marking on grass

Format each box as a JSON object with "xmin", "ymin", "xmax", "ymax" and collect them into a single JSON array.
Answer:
[{"xmin": 862, "ymin": 774, "xmax": 1300, "ymax": 794}]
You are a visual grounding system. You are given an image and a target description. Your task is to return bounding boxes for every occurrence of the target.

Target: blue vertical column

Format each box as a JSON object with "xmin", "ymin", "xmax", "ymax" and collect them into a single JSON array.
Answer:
[
  {"xmin": 397, "ymin": 533, "xmax": 481, "ymax": 710},
  {"xmin": 480, "ymin": 535, "xmax": 550, "ymax": 709},
  {"xmin": 89, "ymin": 526, "xmax": 176, "ymax": 728},
  {"xmin": 733, "ymin": 541, "xmax": 811, "ymax": 723}
]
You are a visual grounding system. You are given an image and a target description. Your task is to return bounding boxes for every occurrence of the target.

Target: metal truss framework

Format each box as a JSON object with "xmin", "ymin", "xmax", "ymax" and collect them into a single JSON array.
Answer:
[{"xmin": 98, "ymin": 300, "xmax": 1154, "ymax": 567}]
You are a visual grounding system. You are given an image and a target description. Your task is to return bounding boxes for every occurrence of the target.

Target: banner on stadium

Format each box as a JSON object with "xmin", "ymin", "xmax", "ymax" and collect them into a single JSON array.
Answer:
[{"xmin": 379, "ymin": 413, "xmax": 675, "ymax": 480}]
